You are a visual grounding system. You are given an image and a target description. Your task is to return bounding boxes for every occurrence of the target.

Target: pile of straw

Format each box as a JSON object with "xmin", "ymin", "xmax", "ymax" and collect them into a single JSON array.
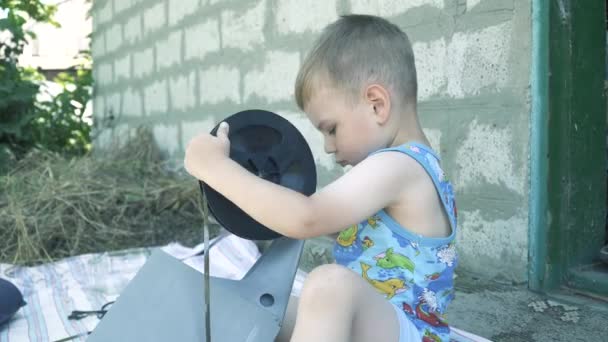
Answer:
[{"xmin": 0, "ymin": 128, "xmax": 218, "ymax": 265}]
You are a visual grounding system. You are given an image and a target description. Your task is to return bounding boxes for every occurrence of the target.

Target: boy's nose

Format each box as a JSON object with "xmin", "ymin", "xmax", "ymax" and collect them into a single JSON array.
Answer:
[{"xmin": 324, "ymin": 138, "xmax": 336, "ymax": 154}]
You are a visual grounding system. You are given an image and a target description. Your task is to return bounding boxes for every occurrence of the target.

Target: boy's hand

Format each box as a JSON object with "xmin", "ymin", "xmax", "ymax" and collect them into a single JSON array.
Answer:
[{"xmin": 184, "ymin": 122, "xmax": 231, "ymax": 180}]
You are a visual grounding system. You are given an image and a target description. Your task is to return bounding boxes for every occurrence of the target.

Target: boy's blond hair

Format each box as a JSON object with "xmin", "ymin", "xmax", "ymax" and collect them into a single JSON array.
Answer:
[{"xmin": 295, "ymin": 15, "xmax": 418, "ymax": 111}]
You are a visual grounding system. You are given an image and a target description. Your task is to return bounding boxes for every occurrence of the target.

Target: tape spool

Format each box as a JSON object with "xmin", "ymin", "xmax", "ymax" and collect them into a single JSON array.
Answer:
[{"xmin": 200, "ymin": 109, "xmax": 317, "ymax": 240}]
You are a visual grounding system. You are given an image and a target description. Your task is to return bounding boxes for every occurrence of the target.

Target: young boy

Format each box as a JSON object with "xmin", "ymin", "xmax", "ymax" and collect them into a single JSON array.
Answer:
[{"xmin": 184, "ymin": 14, "xmax": 457, "ymax": 342}]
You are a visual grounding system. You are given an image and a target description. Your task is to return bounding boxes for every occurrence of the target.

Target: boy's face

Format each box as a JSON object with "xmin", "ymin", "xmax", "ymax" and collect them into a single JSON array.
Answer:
[{"xmin": 304, "ymin": 86, "xmax": 383, "ymax": 167}]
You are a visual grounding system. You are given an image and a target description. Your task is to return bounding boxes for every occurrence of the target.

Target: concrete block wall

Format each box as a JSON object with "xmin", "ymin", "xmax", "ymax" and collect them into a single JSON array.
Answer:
[{"xmin": 91, "ymin": 0, "xmax": 532, "ymax": 281}]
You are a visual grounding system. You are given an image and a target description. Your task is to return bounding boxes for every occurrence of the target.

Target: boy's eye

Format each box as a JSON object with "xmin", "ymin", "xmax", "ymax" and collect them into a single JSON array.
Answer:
[{"xmin": 329, "ymin": 126, "xmax": 336, "ymax": 135}]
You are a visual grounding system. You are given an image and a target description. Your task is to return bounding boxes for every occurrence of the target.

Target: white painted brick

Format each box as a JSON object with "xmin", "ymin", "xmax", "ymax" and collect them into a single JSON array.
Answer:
[
  {"xmin": 181, "ymin": 118, "xmax": 215, "ymax": 149},
  {"xmin": 106, "ymin": 92, "xmax": 121, "ymax": 116},
  {"xmin": 114, "ymin": 54, "xmax": 131, "ymax": 80},
  {"xmin": 446, "ymin": 22, "xmax": 511, "ymax": 98},
  {"xmin": 244, "ymin": 51, "xmax": 299, "ymax": 103},
  {"xmin": 199, "ymin": 66, "xmax": 240, "ymax": 104},
  {"xmin": 122, "ymin": 87, "xmax": 143, "ymax": 117},
  {"xmin": 170, "ymin": 72, "xmax": 197, "ymax": 111},
  {"xmin": 153, "ymin": 124, "xmax": 179, "ymax": 154},
  {"xmin": 413, "ymin": 38, "xmax": 447, "ymax": 100},
  {"xmin": 105, "ymin": 23, "xmax": 122, "ymax": 53},
  {"xmin": 143, "ymin": 1, "xmax": 166, "ymax": 33},
  {"xmin": 91, "ymin": 33, "xmax": 105, "ymax": 58},
  {"xmin": 133, "ymin": 47, "xmax": 154, "ymax": 78},
  {"xmin": 98, "ymin": 62, "xmax": 113, "ymax": 86},
  {"xmin": 144, "ymin": 79, "xmax": 169, "ymax": 115},
  {"xmin": 157, "ymin": 30, "xmax": 182, "ymax": 69},
  {"xmin": 350, "ymin": 0, "xmax": 444, "ymax": 16},
  {"xmin": 276, "ymin": 0, "xmax": 338, "ymax": 34},
  {"xmin": 113, "ymin": 0, "xmax": 132, "ymax": 14},
  {"xmin": 169, "ymin": 0, "xmax": 200, "ymax": 26},
  {"xmin": 124, "ymin": 15, "xmax": 142, "ymax": 43},
  {"xmin": 98, "ymin": 0, "xmax": 113, "ymax": 25},
  {"xmin": 221, "ymin": 0, "xmax": 265, "ymax": 50},
  {"xmin": 184, "ymin": 19, "xmax": 220, "ymax": 60}
]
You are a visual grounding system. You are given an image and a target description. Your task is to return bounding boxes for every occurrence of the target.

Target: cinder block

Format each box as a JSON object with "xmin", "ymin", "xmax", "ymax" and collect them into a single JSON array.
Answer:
[
  {"xmin": 144, "ymin": 79, "xmax": 169, "ymax": 115},
  {"xmin": 221, "ymin": 0, "xmax": 265, "ymax": 50},
  {"xmin": 153, "ymin": 124, "xmax": 180, "ymax": 155},
  {"xmin": 184, "ymin": 19, "xmax": 220, "ymax": 61},
  {"xmin": 91, "ymin": 33, "xmax": 105, "ymax": 58},
  {"xmin": 243, "ymin": 51, "xmax": 299, "ymax": 103},
  {"xmin": 413, "ymin": 38, "xmax": 447, "ymax": 101},
  {"xmin": 467, "ymin": 0, "xmax": 483, "ymax": 10},
  {"xmin": 455, "ymin": 119, "xmax": 522, "ymax": 194},
  {"xmin": 93, "ymin": 95, "xmax": 105, "ymax": 119},
  {"xmin": 106, "ymin": 92, "xmax": 121, "ymax": 117},
  {"xmin": 96, "ymin": 128, "xmax": 113, "ymax": 148},
  {"xmin": 170, "ymin": 72, "xmax": 197, "ymax": 111},
  {"xmin": 279, "ymin": 111, "xmax": 334, "ymax": 171},
  {"xmin": 157, "ymin": 30, "xmax": 182, "ymax": 69},
  {"xmin": 98, "ymin": 62, "xmax": 113, "ymax": 86},
  {"xmin": 114, "ymin": 0, "xmax": 132, "ymax": 14},
  {"xmin": 114, "ymin": 53, "xmax": 131, "ymax": 80},
  {"xmin": 122, "ymin": 87, "xmax": 143, "ymax": 117},
  {"xmin": 446, "ymin": 22, "xmax": 511, "ymax": 98},
  {"xmin": 422, "ymin": 128, "xmax": 442, "ymax": 156},
  {"xmin": 199, "ymin": 66, "xmax": 240, "ymax": 104},
  {"xmin": 350, "ymin": 0, "xmax": 444, "ymax": 17},
  {"xmin": 124, "ymin": 14, "xmax": 142, "ymax": 43},
  {"xmin": 181, "ymin": 118, "xmax": 215, "ymax": 149},
  {"xmin": 276, "ymin": 0, "xmax": 337, "ymax": 34},
  {"xmin": 97, "ymin": 0, "xmax": 113, "ymax": 25},
  {"xmin": 143, "ymin": 1, "xmax": 166, "ymax": 33},
  {"xmin": 105, "ymin": 23, "xmax": 122, "ymax": 54},
  {"xmin": 133, "ymin": 47, "xmax": 154, "ymax": 78},
  {"xmin": 114, "ymin": 124, "xmax": 131, "ymax": 147},
  {"xmin": 169, "ymin": 0, "xmax": 200, "ymax": 26}
]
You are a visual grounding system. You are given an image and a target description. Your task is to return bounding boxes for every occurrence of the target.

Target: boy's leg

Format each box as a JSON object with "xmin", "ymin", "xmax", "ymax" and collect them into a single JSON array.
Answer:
[
  {"xmin": 275, "ymin": 295, "xmax": 299, "ymax": 342},
  {"xmin": 290, "ymin": 264, "xmax": 402, "ymax": 342}
]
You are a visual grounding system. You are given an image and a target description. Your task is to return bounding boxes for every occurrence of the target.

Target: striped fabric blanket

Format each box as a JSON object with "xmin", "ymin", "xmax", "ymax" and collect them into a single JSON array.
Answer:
[{"xmin": 0, "ymin": 234, "xmax": 488, "ymax": 342}]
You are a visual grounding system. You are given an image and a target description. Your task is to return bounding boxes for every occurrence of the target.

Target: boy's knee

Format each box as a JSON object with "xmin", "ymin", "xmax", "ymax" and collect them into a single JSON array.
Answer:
[{"xmin": 300, "ymin": 264, "xmax": 358, "ymax": 305}]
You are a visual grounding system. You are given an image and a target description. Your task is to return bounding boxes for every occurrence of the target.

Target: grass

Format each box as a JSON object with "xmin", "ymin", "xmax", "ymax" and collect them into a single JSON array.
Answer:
[{"xmin": 0, "ymin": 128, "xmax": 219, "ymax": 265}]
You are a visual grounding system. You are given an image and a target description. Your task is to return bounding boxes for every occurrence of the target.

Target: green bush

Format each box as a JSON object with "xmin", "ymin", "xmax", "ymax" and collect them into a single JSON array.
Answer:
[{"xmin": 0, "ymin": 0, "xmax": 93, "ymax": 171}]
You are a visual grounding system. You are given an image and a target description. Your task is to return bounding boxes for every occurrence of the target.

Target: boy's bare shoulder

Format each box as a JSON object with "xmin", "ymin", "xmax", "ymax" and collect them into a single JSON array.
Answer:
[{"xmin": 364, "ymin": 149, "xmax": 427, "ymax": 182}]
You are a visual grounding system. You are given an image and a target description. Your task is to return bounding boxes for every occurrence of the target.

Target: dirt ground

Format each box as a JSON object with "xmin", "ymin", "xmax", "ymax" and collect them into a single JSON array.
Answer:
[{"xmin": 449, "ymin": 273, "xmax": 608, "ymax": 341}]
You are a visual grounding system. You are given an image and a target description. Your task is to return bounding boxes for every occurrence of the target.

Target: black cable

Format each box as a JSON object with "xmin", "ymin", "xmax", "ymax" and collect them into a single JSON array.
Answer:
[{"xmin": 52, "ymin": 301, "xmax": 114, "ymax": 342}]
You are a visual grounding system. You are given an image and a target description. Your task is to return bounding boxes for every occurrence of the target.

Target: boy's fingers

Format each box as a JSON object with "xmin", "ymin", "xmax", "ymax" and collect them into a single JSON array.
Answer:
[{"xmin": 217, "ymin": 122, "xmax": 230, "ymax": 141}]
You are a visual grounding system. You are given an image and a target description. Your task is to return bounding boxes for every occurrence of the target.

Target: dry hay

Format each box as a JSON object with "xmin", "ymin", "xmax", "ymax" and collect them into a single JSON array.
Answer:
[{"xmin": 0, "ymin": 128, "xmax": 219, "ymax": 265}]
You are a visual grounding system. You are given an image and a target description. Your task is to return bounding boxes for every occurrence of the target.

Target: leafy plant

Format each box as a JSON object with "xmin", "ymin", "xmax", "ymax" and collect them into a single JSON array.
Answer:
[
  {"xmin": 33, "ymin": 52, "xmax": 93, "ymax": 156},
  {"xmin": 0, "ymin": 0, "xmax": 93, "ymax": 171}
]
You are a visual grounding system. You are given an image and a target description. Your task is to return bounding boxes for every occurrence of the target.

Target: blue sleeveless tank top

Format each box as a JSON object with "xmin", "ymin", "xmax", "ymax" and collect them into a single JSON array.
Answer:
[{"xmin": 333, "ymin": 142, "xmax": 458, "ymax": 342}]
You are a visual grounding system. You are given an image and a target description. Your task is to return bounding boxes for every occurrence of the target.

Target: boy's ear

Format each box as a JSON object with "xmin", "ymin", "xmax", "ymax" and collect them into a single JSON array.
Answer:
[{"xmin": 364, "ymin": 84, "xmax": 391, "ymax": 124}]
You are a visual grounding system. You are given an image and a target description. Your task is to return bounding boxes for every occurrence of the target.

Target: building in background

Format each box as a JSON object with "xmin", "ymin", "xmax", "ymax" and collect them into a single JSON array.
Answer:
[
  {"xmin": 89, "ymin": 0, "xmax": 607, "ymax": 300},
  {"xmin": 19, "ymin": 0, "xmax": 91, "ymax": 79}
]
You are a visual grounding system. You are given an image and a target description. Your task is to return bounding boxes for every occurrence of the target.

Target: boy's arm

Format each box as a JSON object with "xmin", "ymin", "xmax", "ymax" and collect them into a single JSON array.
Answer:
[{"xmin": 184, "ymin": 123, "xmax": 414, "ymax": 239}]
